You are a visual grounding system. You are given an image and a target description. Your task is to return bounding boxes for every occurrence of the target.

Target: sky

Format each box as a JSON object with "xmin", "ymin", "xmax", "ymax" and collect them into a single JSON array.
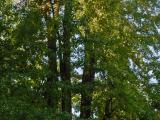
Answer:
[{"xmin": 13, "ymin": 0, "xmax": 20, "ymax": 3}]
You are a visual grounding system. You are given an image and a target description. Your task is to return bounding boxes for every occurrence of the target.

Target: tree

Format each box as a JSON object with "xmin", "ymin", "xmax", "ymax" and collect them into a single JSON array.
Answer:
[
  {"xmin": 61, "ymin": 0, "xmax": 72, "ymax": 114},
  {"xmin": 0, "ymin": 0, "xmax": 160, "ymax": 119}
]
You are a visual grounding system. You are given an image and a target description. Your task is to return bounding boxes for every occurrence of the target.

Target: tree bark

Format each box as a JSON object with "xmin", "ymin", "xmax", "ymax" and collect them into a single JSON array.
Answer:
[
  {"xmin": 60, "ymin": 0, "xmax": 72, "ymax": 114},
  {"xmin": 45, "ymin": 0, "xmax": 59, "ymax": 111},
  {"xmin": 80, "ymin": 40, "xmax": 95, "ymax": 119},
  {"xmin": 103, "ymin": 98, "xmax": 112, "ymax": 120}
]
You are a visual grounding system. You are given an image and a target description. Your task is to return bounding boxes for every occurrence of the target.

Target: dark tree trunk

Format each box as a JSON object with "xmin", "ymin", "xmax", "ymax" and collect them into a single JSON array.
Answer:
[
  {"xmin": 60, "ymin": 0, "xmax": 72, "ymax": 114},
  {"xmin": 80, "ymin": 41, "xmax": 95, "ymax": 119},
  {"xmin": 46, "ymin": 34, "xmax": 58, "ymax": 109},
  {"xmin": 103, "ymin": 98, "xmax": 112, "ymax": 120},
  {"xmin": 45, "ymin": 0, "xmax": 59, "ymax": 111}
]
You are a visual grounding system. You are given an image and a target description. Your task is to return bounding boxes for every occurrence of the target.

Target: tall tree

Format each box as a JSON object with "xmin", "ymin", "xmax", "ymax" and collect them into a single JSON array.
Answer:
[
  {"xmin": 61, "ymin": 0, "xmax": 72, "ymax": 114},
  {"xmin": 0, "ymin": 0, "xmax": 160, "ymax": 119},
  {"xmin": 80, "ymin": 31, "xmax": 96, "ymax": 119},
  {"xmin": 44, "ymin": 0, "xmax": 59, "ymax": 110}
]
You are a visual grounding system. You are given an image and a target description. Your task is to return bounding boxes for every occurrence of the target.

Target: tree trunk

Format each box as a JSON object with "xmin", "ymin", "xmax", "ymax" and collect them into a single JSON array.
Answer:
[
  {"xmin": 103, "ymin": 98, "xmax": 112, "ymax": 120},
  {"xmin": 60, "ymin": 0, "xmax": 72, "ymax": 114},
  {"xmin": 80, "ymin": 40, "xmax": 95, "ymax": 119},
  {"xmin": 45, "ymin": 0, "xmax": 59, "ymax": 111}
]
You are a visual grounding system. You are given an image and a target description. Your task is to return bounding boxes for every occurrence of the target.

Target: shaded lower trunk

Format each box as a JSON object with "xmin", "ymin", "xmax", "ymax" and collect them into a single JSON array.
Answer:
[
  {"xmin": 46, "ymin": 35, "xmax": 58, "ymax": 110},
  {"xmin": 103, "ymin": 98, "xmax": 112, "ymax": 120},
  {"xmin": 60, "ymin": 38, "xmax": 71, "ymax": 113},
  {"xmin": 61, "ymin": 58, "xmax": 71, "ymax": 113},
  {"xmin": 80, "ymin": 42, "xmax": 95, "ymax": 119}
]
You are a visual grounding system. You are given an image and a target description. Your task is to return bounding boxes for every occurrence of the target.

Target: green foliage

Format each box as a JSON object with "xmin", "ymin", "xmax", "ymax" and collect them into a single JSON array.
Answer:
[{"xmin": 0, "ymin": 0, "xmax": 160, "ymax": 119}]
